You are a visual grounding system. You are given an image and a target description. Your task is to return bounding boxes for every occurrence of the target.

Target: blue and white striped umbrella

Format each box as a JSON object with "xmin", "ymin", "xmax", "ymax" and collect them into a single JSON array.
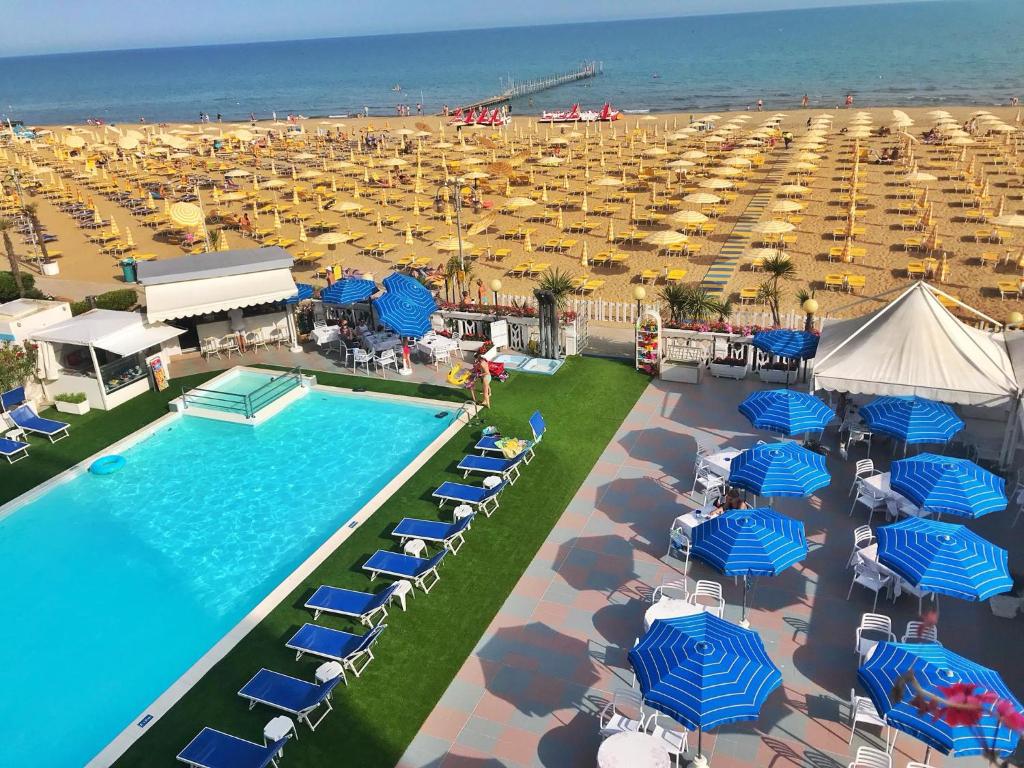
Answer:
[
  {"xmin": 891, "ymin": 454, "xmax": 1007, "ymax": 519},
  {"xmin": 877, "ymin": 518, "xmax": 1012, "ymax": 601},
  {"xmin": 860, "ymin": 396, "xmax": 964, "ymax": 445},
  {"xmin": 374, "ymin": 273, "xmax": 438, "ymax": 337},
  {"xmin": 729, "ymin": 442, "xmax": 831, "ymax": 498},
  {"xmin": 738, "ymin": 389, "xmax": 834, "ymax": 436},
  {"xmin": 629, "ymin": 612, "xmax": 782, "ymax": 739},
  {"xmin": 751, "ymin": 329, "xmax": 819, "ymax": 359},
  {"xmin": 858, "ymin": 642, "xmax": 1022, "ymax": 757},
  {"xmin": 321, "ymin": 278, "xmax": 377, "ymax": 306},
  {"xmin": 284, "ymin": 283, "xmax": 314, "ymax": 305}
]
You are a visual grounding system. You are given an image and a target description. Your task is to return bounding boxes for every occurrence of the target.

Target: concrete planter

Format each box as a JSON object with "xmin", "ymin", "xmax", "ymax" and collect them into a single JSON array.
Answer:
[
  {"xmin": 40, "ymin": 260, "xmax": 60, "ymax": 276},
  {"xmin": 661, "ymin": 361, "xmax": 703, "ymax": 384},
  {"xmin": 990, "ymin": 595, "xmax": 1021, "ymax": 619},
  {"xmin": 758, "ymin": 367, "xmax": 799, "ymax": 385},
  {"xmin": 54, "ymin": 399, "xmax": 91, "ymax": 415},
  {"xmin": 710, "ymin": 361, "xmax": 748, "ymax": 380}
]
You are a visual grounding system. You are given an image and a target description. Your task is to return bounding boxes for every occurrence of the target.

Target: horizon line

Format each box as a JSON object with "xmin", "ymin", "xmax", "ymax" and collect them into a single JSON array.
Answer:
[{"xmin": 0, "ymin": 0, "xmax": 945, "ymax": 60}]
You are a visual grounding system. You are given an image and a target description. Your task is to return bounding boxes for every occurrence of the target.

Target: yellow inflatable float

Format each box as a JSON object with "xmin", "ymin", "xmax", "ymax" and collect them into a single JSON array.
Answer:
[{"xmin": 447, "ymin": 363, "xmax": 472, "ymax": 386}]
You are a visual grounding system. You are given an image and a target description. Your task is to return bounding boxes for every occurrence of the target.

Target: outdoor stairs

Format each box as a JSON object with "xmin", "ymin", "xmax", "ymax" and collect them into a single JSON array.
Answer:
[{"xmin": 699, "ymin": 147, "xmax": 792, "ymax": 299}]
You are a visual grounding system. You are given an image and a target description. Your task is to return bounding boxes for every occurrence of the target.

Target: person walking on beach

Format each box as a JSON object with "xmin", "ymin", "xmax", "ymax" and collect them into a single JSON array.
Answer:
[
  {"xmin": 756, "ymin": 99, "xmax": 763, "ymax": 112},
  {"xmin": 801, "ymin": 94, "xmax": 809, "ymax": 108},
  {"xmin": 845, "ymin": 93, "xmax": 854, "ymax": 108},
  {"xmin": 216, "ymin": 113, "xmax": 222, "ymax": 122}
]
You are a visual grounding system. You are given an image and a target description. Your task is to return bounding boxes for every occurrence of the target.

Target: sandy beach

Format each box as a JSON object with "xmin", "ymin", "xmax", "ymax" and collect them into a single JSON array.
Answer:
[{"xmin": 3, "ymin": 103, "xmax": 1023, "ymax": 323}]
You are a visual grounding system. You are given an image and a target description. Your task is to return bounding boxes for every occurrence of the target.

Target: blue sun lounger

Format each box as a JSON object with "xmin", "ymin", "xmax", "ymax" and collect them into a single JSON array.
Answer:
[
  {"xmin": 0, "ymin": 436, "xmax": 29, "ymax": 463},
  {"xmin": 285, "ymin": 623, "xmax": 387, "ymax": 679},
  {"xmin": 238, "ymin": 662, "xmax": 345, "ymax": 732},
  {"xmin": 432, "ymin": 479, "xmax": 508, "ymax": 516},
  {"xmin": 475, "ymin": 410, "xmax": 545, "ymax": 462},
  {"xmin": 457, "ymin": 452, "xmax": 526, "ymax": 484},
  {"xmin": 363, "ymin": 549, "xmax": 448, "ymax": 593},
  {"xmin": 392, "ymin": 513, "xmax": 475, "ymax": 555},
  {"xmin": 8, "ymin": 404, "xmax": 69, "ymax": 442},
  {"xmin": 304, "ymin": 583, "xmax": 399, "ymax": 625},
  {"xmin": 177, "ymin": 726, "xmax": 291, "ymax": 768}
]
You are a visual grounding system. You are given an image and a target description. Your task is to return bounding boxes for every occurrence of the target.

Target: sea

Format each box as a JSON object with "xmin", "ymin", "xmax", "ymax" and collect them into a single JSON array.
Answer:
[{"xmin": 0, "ymin": 0, "xmax": 1021, "ymax": 125}]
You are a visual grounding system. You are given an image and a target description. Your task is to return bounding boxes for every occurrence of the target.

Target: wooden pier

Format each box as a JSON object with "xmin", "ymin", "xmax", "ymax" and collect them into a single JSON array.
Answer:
[{"xmin": 457, "ymin": 61, "xmax": 602, "ymax": 112}]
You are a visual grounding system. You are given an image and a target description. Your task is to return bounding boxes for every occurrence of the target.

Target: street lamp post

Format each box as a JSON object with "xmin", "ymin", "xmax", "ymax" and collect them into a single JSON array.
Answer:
[
  {"xmin": 633, "ymin": 285, "xmax": 647, "ymax": 319},
  {"xmin": 801, "ymin": 297, "xmax": 818, "ymax": 332},
  {"xmin": 434, "ymin": 177, "xmax": 481, "ymax": 274},
  {"xmin": 490, "ymin": 278, "xmax": 502, "ymax": 306}
]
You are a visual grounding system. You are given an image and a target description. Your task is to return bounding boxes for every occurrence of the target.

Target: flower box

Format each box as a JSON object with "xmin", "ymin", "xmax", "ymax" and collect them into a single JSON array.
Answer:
[
  {"xmin": 989, "ymin": 595, "xmax": 1021, "ymax": 619},
  {"xmin": 41, "ymin": 260, "xmax": 60, "ymax": 276},
  {"xmin": 54, "ymin": 399, "xmax": 90, "ymax": 415},
  {"xmin": 709, "ymin": 358, "xmax": 748, "ymax": 380},
  {"xmin": 758, "ymin": 367, "xmax": 799, "ymax": 385},
  {"xmin": 661, "ymin": 360, "xmax": 703, "ymax": 384}
]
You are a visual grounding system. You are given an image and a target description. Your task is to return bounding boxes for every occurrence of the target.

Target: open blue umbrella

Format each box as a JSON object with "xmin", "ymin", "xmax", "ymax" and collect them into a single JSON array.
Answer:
[
  {"xmin": 752, "ymin": 329, "xmax": 819, "ymax": 359},
  {"xmin": 860, "ymin": 396, "xmax": 964, "ymax": 445},
  {"xmin": 692, "ymin": 507, "xmax": 807, "ymax": 625},
  {"xmin": 858, "ymin": 642, "xmax": 1022, "ymax": 758},
  {"xmin": 891, "ymin": 454, "xmax": 1007, "ymax": 519},
  {"xmin": 877, "ymin": 518, "xmax": 1012, "ymax": 601},
  {"xmin": 284, "ymin": 283, "xmax": 313, "ymax": 304},
  {"xmin": 373, "ymin": 273, "xmax": 437, "ymax": 337},
  {"xmin": 729, "ymin": 442, "xmax": 831, "ymax": 498},
  {"xmin": 738, "ymin": 390, "xmax": 834, "ymax": 436},
  {"xmin": 321, "ymin": 278, "xmax": 377, "ymax": 306},
  {"xmin": 629, "ymin": 612, "xmax": 782, "ymax": 763}
]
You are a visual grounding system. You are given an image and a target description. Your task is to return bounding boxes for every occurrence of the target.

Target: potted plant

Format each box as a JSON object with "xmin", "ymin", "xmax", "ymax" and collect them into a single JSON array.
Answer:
[
  {"xmin": 53, "ymin": 392, "xmax": 90, "ymax": 415},
  {"xmin": 758, "ymin": 359, "xmax": 799, "ymax": 384},
  {"xmin": 709, "ymin": 355, "xmax": 748, "ymax": 379}
]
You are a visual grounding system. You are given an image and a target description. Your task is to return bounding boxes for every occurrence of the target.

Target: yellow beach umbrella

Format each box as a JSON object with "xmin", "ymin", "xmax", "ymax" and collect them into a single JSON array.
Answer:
[
  {"xmin": 124, "ymin": 228, "xmax": 134, "ymax": 248},
  {"xmin": 581, "ymin": 240, "xmax": 589, "ymax": 267},
  {"xmin": 524, "ymin": 231, "xmax": 533, "ymax": 253},
  {"xmin": 217, "ymin": 229, "xmax": 230, "ymax": 251},
  {"xmin": 643, "ymin": 229, "xmax": 687, "ymax": 247},
  {"xmin": 169, "ymin": 201, "xmax": 203, "ymax": 228},
  {"xmin": 299, "ymin": 222, "xmax": 307, "ymax": 242},
  {"xmin": 405, "ymin": 224, "xmax": 414, "ymax": 245},
  {"xmin": 607, "ymin": 218, "xmax": 616, "ymax": 243}
]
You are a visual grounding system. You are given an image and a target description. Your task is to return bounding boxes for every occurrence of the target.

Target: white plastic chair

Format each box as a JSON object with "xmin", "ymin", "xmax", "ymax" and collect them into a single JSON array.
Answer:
[
  {"xmin": 896, "ymin": 578, "xmax": 933, "ymax": 616},
  {"xmin": 374, "ymin": 349, "xmax": 400, "ymax": 377},
  {"xmin": 848, "ymin": 691, "xmax": 890, "ymax": 748},
  {"xmin": 691, "ymin": 467, "xmax": 725, "ymax": 506},
  {"xmin": 245, "ymin": 329, "xmax": 270, "ymax": 352},
  {"xmin": 848, "ymin": 525, "xmax": 875, "ymax": 567},
  {"xmin": 847, "ymin": 564, "xmax": 892, "ymax": 612},
  {"xmin": 855, "ymin": 613, "xmax": 896, "ymax": 662},
  {"xmin": 647, "ymin": 711, "xmax": 689, "ymax": 767},
  {"xmin": 351, "ymin": 348, "xmax": 375, "ymax": 375},
  {"xmin": 849, "ymin": 459, "xmax": 878, "ymax": 496},
  {"xmin": 200, "ymin": 336, "xmax": 221, "ymax": 359},
  {"xmin": 905, "ymin": 763, "xmax": 937, "ymax": 768},
  {"xmin": 219, "ymin": 334, "xmax": 240, "ymax": 357},
  {"xmin": 599, "ymin": 690, "xmax": 648, "ymax": 739},
  {"xmin": 688, "ymin": 580, "xmax": 725, "ymax": 618},
  {"xmin": 449, "ymin": 332, "xmax": 464, "ymax": 361},
  {"xmin": 666, "ymin": 525, "xmax": 690, "ymax": 571},
  {"xmin": 652, "ymin": 579, "xmax": 690, "ymax": 604},
  {"xmin": 268, "ymin": 326, "xmax": 287, "ymax": 348},
  {"xmin": 848, "ymin": 745, "xmax": 892, "ymax": 768},
  {"xmin": 431, "ymin": 345, "xmax": 451, "ymax": 370},
  {"xmin": 850, "ymin": 480, "xmax": 887, "ymax": 524},
  {"xmin": 901, "ymin": 620, "xmax": 939, "ymax": 644}
]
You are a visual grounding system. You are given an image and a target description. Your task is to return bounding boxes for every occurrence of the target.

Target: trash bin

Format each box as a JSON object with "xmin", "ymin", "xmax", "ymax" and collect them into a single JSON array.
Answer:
[{"xmin": 120, "ymin": 259, "xmax": 137, "ymax": 283}]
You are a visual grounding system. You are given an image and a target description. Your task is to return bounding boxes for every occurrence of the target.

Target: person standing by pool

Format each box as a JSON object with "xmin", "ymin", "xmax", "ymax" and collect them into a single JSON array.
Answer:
[{"xmin": 477, "ymin": 356, "xmax": 492, "ymax": 409}]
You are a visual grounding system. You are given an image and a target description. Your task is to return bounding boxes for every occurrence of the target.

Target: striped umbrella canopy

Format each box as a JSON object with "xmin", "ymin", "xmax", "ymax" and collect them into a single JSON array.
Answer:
[
  {"xmin": 858, "ymin": 642, "xmax": 1022, "ymax": 757},
  {"xmin": 692, "ymin": 507, "xmax": 807, "ymax": 624},
  {"xmin": 891, "ymin": 454, "xmax": 1007, "ymax": 519},
  {"xmin": 629, "ymin": 612, "xmax": 781, "ymax": 760},
  {"xmin": 738, "ymin": 389, "xmax": 833, "ymax": 436},
  {"xmin": 860, "ymin": 396, "xmax": 964, "ymax": 445},
  {"xmin": 374, "ymin": 272, "xmax": 438, "ymax": 337},
  {"xmin": 751, "ymin": 329, "xmax": 819, "ymax": 359},
  {"xmin": 284, "ymin": 283, "xmax": 313, "ymax": 305},
  {"xmin": 729, "ymin": 442, "xmax": 831, "ymax": 498},
  {"xmin": 877, "ymin": 518, "xmax": 1012, "ymax": 601},
  {"xmin": 321, "ymin": 278, "xmax": 376, "ymax": 306}
]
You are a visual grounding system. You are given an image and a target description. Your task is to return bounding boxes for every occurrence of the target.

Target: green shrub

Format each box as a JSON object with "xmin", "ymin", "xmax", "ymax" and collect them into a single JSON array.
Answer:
[
  {"xmin": 54, "ymin": 392, "xmax": 88, "ymax": 404},
  {"xmin": 70, "ymin": 289, "xmax": 139, "ymax": 316},
  {"xmin": 0, "ymin": 272, "xmax": 44, "ymax": 303}
]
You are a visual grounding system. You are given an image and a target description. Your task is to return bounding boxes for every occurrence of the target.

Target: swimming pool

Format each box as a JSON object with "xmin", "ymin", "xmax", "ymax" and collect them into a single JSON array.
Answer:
[
  {"xmin": 177, "ymin": 367, "xmax": 302, "ymax": 419},
  {"xmin": 0, "ymin": 387, "xmax": 460, "ymax": 767}
]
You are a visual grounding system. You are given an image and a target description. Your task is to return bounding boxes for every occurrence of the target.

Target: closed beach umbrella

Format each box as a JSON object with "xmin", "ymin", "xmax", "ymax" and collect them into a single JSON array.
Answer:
[
  {"xmin": 629, "ymin": 613, "xmax": 782, "ymax": 764},
  {"xmin": 691, "ymin": 507, "xmax": 807, "ymax": 625},
  {"xmin": 890, "ymin": 454, "xmax": 1006, "ymax": 519},
  {"xmin": 321, "ymin": 278, "xmax": 377, "ymax": 306},
  {"xmin": 374, "ymin": 273, "xmax": 438, "ymax": 337},
  {"xmin": 751, "ymin": 329, "xmax": 818, "ymax": 359},
  {"xmin": 858, "ymin": 643, "xmax": 1022, "ymax": 758},
  {"xmin": 729, "ymin": 442, "xmax": 830, "ymax": 499},
  {"xmin": 860, "ymin": 396, "xmax": 963, "ymax": 445},
  {"xmin": 877, "ymin": 518, "xmax": 1012, "ymax": 601},
  {"xmin": 738, "ymin": 390, "xmax": 833, "ymax": 436}
]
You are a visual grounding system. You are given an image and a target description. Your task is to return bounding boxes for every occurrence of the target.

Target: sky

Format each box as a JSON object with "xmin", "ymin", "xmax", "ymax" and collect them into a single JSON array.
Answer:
[{"xmin": 1, "ymin": 0, "xmax": 950, "ymax": 56}]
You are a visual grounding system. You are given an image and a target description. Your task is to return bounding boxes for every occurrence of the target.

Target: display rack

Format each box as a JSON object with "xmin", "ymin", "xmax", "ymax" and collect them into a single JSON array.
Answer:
[{"xmin": 635, "ymin": 309, "xmax": 661, "ymax": 374}]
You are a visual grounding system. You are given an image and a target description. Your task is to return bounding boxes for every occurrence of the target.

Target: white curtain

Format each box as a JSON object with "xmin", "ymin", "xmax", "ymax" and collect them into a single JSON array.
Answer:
[{"xmin": 35, "ymin": 341, "xmax": 59, "ymax": 381}]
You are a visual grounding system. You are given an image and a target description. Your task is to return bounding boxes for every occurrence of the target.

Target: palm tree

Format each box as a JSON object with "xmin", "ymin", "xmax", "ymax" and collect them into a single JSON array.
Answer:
[
  {"xmin": 680, "ymin": 285, "xmax": 723, "ymax": 323},
  {"xmin": 22, "ymin": 203, "xmax": 50, "ymax": 261},
  {"xmin": 759, "ymin": 252, "xmax": 797, "ymax": 325},
  {"xmin": 0, "ymin": 218, "xmax": 25, "ymax": 297},
  {"xmin": 658, "ymin": 284, "xmax": 688, "ymax": 324},
  {"xmin": 712, "ymin": 297, "xmax": 734, "ymax": 323},
  {"xmin": 537, "ymin": 267, "xmax": 576, "ymax": 309}
]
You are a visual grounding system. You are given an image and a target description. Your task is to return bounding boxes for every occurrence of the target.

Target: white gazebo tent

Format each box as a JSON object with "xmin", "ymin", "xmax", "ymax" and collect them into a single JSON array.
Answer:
[
  {"xmin": 31, "ymin": 308, "xmax": 185, "ymax": 410},
  {"xmin": 812, "ymin": 282, "xmax": 1022, "ymax": 465}
]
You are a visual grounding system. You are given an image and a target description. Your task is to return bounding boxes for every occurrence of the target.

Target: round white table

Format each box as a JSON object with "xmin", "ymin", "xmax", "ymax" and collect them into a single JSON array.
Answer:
[
  {"xmin": 597, "ymin": 731, "xmax": 671, "ymax": 768},
  {"xmin": 644, "ymin": 599, "xmax": 703, "ymax": 631}
]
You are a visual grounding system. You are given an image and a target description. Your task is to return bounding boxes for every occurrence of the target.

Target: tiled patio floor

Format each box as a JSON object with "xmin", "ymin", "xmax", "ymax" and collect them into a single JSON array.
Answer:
[{"xmin": 398, "ymin": 376, "xmax": 1024, "ymax": 768}]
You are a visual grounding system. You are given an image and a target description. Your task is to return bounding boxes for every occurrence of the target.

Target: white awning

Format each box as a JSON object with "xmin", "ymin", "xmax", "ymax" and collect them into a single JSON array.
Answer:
[
  {"xmin": 143, "ymin": 268, "xmax": 297, "ymax": 322},
  {"xmin": 30, "ymin": 309, "xmax": 185, "ymax": 356}
]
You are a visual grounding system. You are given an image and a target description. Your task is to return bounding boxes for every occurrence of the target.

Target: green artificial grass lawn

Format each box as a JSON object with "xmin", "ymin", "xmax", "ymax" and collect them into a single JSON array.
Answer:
[{"xmin": 2, "ymin": 357, "xmax": 648, "ymax": 767}]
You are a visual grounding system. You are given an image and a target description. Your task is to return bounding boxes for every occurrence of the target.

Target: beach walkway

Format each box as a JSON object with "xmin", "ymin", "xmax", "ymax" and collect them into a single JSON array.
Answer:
[
  {"xmin": 398, "ymin": 376, "xmax": 1020, "ymax": 768},
  {"xmin": 699, "ymin": 147, "xmax": 792, "ymax": 298}
]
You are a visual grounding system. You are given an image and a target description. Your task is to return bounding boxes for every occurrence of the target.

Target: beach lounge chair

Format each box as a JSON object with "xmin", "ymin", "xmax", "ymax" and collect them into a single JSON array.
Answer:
[
  {"xmin": 285, "ymin": 623, "xmax": 387, "ymax": 677},
  {"xmin": 392, "ymin": 513, "xmax": 475, "ymax": 555},
  {"xmin": 363, "ymin": 550, "xmax": 448, "ymax": 592},
  {"xmin": 177, "ymin": 726, "xmax": 292, "ymax": 768},
  {"xmin": 475, "ymin": 411, "xmax": 546, "ymax": 460},
  {"xmin": 304, "ymin": 583, "xmax": 400, "ymax": 624},
  {"xmin": 432, "ymin": 479, "xmax": 508, "ymax": 517},
  {"xmin": 998, "ymin": 281, "xmax": 1020, "ymax": 300},
  {"xmin": 457, "ymin": 452, "xmax": 526, "ymax": 484},
  {"xmin": 238, "ymin": 662, "xmax": 345, "ymax": 731},
  {"xmin": 8, "ymin": 404, "xmax": 69, "ymax": 442},
  {"xmin": 0, "ymin": 436, "xmax": 29, "ymax": 463}
]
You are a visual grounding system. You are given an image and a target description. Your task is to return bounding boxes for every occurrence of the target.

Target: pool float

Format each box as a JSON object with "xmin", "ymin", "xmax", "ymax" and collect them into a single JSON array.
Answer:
[
  {"xmin": 447, "ymin": 363, "xmax": 472, "ymax": 386},
  {"xmin": 89, "ymin": 455, "xmax": 126, "ymax": 475}
]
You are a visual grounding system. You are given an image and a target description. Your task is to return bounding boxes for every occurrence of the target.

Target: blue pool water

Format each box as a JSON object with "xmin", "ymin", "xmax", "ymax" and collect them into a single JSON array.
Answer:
[
  {"xmin": 187, "ymin": 369, "xmax": 298, "ymax": 415},
  {"xmin": 0, "ymin": 388, "xmax": 456, "ymax": 767}
]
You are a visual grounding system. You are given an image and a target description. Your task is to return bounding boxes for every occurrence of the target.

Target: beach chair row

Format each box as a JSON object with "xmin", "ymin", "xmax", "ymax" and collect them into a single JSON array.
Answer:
[
  {"xmin": 176, "ymin": 412, "xmax": 547, "ymax": 768},
  {"xmin": 0, "ymin": 387, "xmax": 72, "ymax": 464}
]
